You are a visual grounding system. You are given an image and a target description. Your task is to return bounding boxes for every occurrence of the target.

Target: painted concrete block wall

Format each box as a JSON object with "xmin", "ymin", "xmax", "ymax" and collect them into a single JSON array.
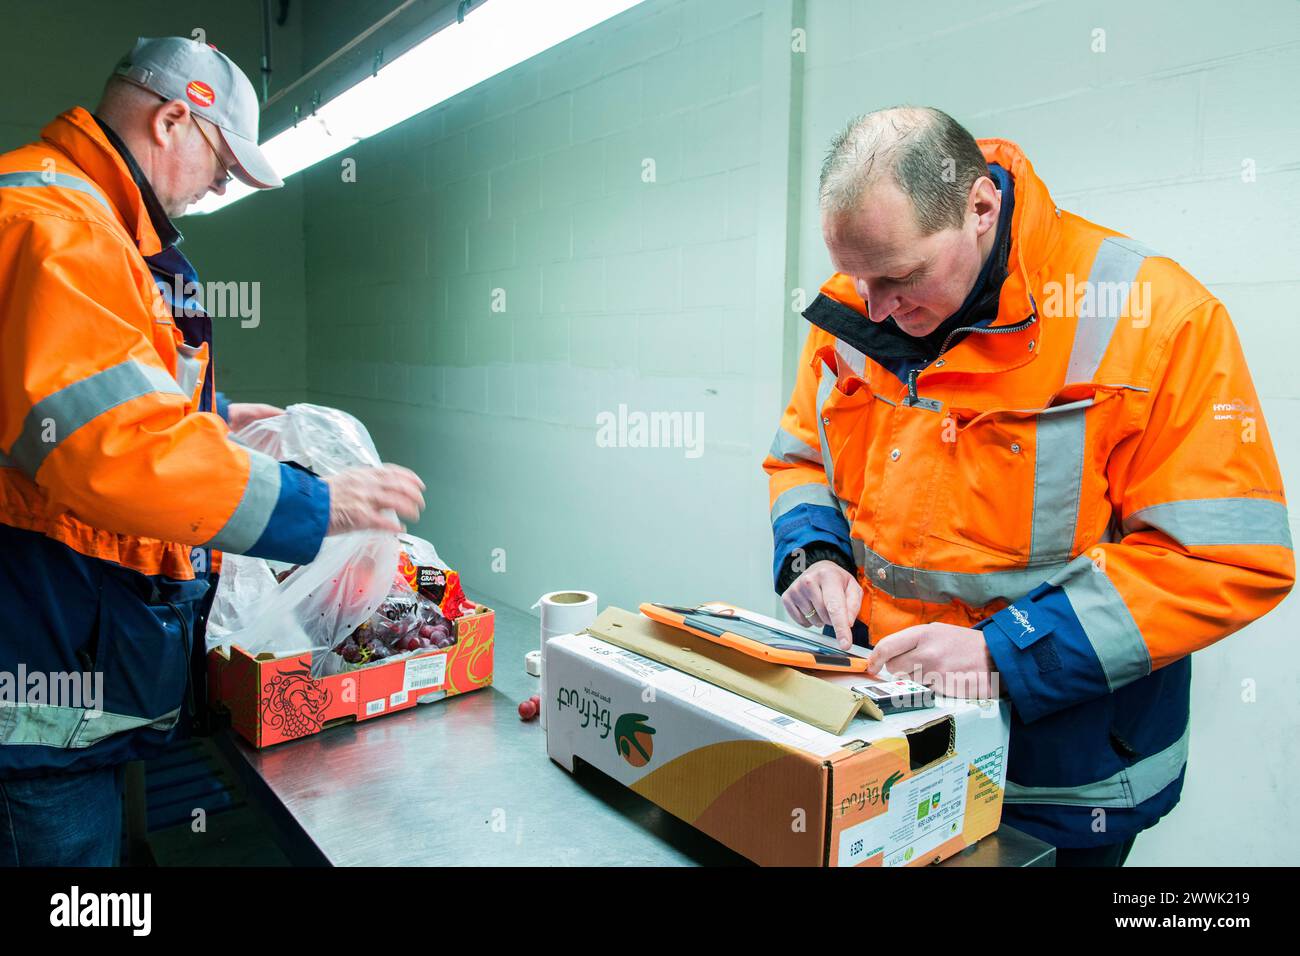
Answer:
[
  {"xmin": 300, "ymin": 0, "xmax": 787, "ymax": 619},
  {"xmin": 799, "ymin": 0, "xmax": 1300, "ymax": 865},
  {"xmin": 0, "ymin": 0, "xmax": 310, "ymax": 407}
]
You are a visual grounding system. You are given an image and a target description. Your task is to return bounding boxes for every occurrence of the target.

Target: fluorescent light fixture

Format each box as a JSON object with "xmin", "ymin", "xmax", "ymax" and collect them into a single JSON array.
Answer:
[{"xmin": 189, "ymin": 0, "xmax": 645, "ymax": 214}]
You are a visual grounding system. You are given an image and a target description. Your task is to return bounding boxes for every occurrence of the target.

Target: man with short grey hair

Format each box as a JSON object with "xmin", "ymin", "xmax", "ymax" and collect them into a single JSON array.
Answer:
[{"xmin": 764, "ymin": 106, "xmax": 1293, "ymax": 866}]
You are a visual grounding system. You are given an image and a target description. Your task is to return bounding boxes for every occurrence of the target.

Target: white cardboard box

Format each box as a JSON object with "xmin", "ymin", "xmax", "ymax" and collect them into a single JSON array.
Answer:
[{"xmin": 544, "ymin": 631, "xmax": 1010, "ymax": 866}]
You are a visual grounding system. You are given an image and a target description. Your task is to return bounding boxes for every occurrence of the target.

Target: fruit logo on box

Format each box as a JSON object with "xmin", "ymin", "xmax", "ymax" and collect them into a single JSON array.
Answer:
[
  {"xmin": 554, "ymin": 684, "xmax": 612, "ymax": 738},
  {"xmin": 837, "ymin": 768, "xmax": 905, "ymax": 818},
  {"xmin": 614, "ymin": 713, "xmax": 656, "ymax": 767},
  {"xmin": 260, "ymin": 667, "xmax": 332, "ymax": 738}
]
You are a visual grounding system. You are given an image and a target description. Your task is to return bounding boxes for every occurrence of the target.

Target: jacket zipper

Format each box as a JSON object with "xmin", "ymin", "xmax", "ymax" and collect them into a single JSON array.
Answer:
[{"xmin": 905, "ymin": 311, "xmax": 1038, "ymax": 406}]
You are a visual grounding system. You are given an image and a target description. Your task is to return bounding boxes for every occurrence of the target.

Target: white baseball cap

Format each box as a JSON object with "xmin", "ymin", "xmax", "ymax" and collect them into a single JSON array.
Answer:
[{"xmin": 113, "ymin": 36, "xmax": 282, "ymax": 189}]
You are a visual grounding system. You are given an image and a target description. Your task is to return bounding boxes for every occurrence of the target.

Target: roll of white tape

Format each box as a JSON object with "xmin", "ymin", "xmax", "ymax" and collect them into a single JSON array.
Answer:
[
  {"xmin": 532, "ymin": 590, "xmax": 598, "ymax": 653},
  {"xmin": 534, "ymin": 590, "xmax": 596, "ymax": 735}
]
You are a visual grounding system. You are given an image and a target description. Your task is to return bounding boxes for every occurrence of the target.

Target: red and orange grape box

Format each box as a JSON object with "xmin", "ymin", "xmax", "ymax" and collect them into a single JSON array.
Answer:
[{"xmin": 208, "ymin": 553, "xmax": 495, "ymax": 748}]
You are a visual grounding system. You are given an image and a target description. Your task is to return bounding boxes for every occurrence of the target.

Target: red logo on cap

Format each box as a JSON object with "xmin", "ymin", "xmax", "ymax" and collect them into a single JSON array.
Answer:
[{"xmin": 186, "ymin": 80, "xmax": 215, "ymax": 108}]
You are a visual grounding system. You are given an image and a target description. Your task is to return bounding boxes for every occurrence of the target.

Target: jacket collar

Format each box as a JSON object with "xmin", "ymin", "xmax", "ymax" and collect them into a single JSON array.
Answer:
[
  {"xmin": 809, "ymin": 138, "xmax": 1061, "ymax": 376},
  {"xmin": 38, "ymin": 107, "xmax": 171, "ymax": 257},
  {"xmin": 92, "ymin": 115, "xmax": 182, "ymax": 252}
]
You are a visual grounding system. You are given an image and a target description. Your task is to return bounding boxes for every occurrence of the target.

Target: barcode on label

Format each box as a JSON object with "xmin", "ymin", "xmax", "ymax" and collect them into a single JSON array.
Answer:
[
  {"xmin": 366, "ymin": 699, "xmax": 386, "ymax": 716},
  {"xmin": 390, "ymin": 690, "xmax": 409, "ymax": 707},
  {"xmin": 770, "ymin": 714, "xmax": 795, "ymax": 727},
  {"xmin": 404, "ymin": 653, "xmax": 447, "ymax": 693},
  {"xmin": 613, "ymin": 649, "xmax": 668, "ymax": 671}
]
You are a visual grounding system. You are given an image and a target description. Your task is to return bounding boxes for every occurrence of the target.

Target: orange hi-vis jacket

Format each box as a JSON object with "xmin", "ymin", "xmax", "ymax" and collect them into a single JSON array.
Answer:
[
  {"xmin": 0, "ymin": 108, "xmax": 329, "ymax": 776},
  {"xmin": 764, "ymin": 139, "xmax": 1294, "ymax": 847}
]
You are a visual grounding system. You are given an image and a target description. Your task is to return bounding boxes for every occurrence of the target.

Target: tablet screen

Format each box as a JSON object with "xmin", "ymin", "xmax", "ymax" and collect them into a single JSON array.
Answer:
[{"xmin": 683, "ymin": 610, "xmax": 864, "ymax": 660}]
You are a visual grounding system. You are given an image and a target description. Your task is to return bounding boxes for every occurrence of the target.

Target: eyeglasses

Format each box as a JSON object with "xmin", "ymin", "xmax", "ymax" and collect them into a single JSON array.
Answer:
[
  {"xmin": 191, "ymin": 116, "xmax": 233, "ymax": 187},
  {"xmin": 127, "ymin": 81, "xmax": 235, "ymax": 189}
]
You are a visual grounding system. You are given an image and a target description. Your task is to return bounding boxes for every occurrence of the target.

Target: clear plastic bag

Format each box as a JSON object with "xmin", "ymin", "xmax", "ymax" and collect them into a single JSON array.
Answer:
[
  {"xmin": 205, "ymin": 552, "xmax": 279, "ymax": 647},
  {"xmin": 229, "ymin": 403, "xmax": 381, "ymax": 476},
  {"xmin": 207, "ymin": 404, "xmax": 405, "ymax": 676},
  {"xmin": 216, "ymin": 532, "xmax": 404, "ymax": 676}
]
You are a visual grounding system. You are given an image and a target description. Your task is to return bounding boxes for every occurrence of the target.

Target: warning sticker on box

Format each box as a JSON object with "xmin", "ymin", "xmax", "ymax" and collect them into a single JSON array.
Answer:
[
  {"xmin": 836, "ymin": 757, "xmax": 967, "ymax": 866},
  {"xmin": 404, "ymin": 653, "xmax": 447, "ymax": 693}
]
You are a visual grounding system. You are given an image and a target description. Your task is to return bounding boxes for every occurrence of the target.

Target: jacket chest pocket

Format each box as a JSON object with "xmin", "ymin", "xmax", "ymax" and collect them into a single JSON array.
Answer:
[
  {"xmin": 930, "ymin": 387, "xmax": 1123, "ymax": 568},
  {"xmin": 816, "ymin": 364, "xmax": 878, "ymax": 515}
]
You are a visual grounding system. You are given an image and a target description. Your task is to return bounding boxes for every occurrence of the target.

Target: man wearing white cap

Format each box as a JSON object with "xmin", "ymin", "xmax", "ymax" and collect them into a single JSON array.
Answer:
[
  {"xmin": 0, "ymin": 37, "xmax": 425, "ymax": 865},
  {"xmin": 109, "ymin": 34, "xmax": 285, "ymax": 196}
]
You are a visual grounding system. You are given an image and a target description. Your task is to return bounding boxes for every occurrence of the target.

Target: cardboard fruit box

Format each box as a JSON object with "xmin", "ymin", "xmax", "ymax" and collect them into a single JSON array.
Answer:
[
  {"xmin": 544, "ymin": 624, "xmax": 1010, "ymax": 867},
  {"xmin": 208, "ymin": 606, "xmax": 495, "ymax": 748}
]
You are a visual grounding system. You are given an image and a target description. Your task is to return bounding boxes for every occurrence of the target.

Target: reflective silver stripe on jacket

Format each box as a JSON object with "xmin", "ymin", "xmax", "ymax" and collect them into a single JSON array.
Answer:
[
  {"xmin": 1123, "ymin": 497, "xmax": 1293, "ymax": 549},
  {"xmin": 1047, "ymin": 556, "xmax": 1151, "ymax": 691},
  {"xmin": 815, "ymin": 367, "xmax": 838, "ymax": 494},
  {"xmin": 768, "ymin": 426, "xmax": 820, "ymax": 468},
  {"xmin": 1029, "ymin": 236, "xmax": 1157, "ymax": 560},
  {"xmin": 7, "ymin": 359, "xmax": 187, "ymax": 477},
  {"xmin": 0, "ymin": 701, "xmax": 182, "ymax": 748},
  {"xmin": 770, "ymin": 482, "xmax": 839, "ymax": 522},
  {"xmin": 835, "ymin": 340, "xmax": 866, "ymax": 377},
  {"xmin": 1005, "ymin": 722, "xmax": 1189, "ymax": 807},
  {"xmin": 1027, "ymin": 397, "xmax": 1094, "ymax": 565},
  {"xmin": 174, "ymin": 342, "xmax": 205, "ymax": 397},
  {"xmin": 814, "ymin": 365, "xmax": 866, "ymax": 567},
  {"xmin": 0, "ymin": 170, "xmax": 111, "ymax": 211},
  {"xmin": 1064, "ymin": 235, "xmax": 1158, "ymax": 383},
  {"xmin": 201, "ymin": 449, "xmax": 282, "ymax": 553},
  {"xmin": 860, "ymin": 543, "xmax": 1071, "ymax": 607}
]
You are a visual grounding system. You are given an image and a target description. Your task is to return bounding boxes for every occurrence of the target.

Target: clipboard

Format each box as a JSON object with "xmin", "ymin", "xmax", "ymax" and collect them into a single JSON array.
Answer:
[{"xmin": 640, "ymin": 602, "xmax": 876, "ymax": 673}]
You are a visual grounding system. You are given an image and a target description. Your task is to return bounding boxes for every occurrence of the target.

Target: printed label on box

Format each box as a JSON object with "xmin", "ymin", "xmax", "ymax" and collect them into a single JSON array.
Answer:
[
  {"xmin": 744, "ymin": 704, "xmax": 817, "ymax": 741},
  {"xmin": 836, "ymin": 756, "xmax": 967, "ymax": 866},
  {"xmin": 971, "ymin": 746, "xmax": 1005, "ymax": 786},
  {"xmin": 404, "ymin": 653, "xmax": 447, "ymax": 692},
  {"xmin": 390, "ymin": 690, "xmax": 409, "ymax": 707},
  {"xmin": 366, "ymin": 698, "xmax": 386, "ymax": 716}
]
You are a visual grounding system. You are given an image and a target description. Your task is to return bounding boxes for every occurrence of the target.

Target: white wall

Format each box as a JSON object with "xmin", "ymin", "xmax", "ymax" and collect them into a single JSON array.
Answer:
[{"xmin": 299, "ymin": 0, "xmax": 794, "ymax": 618}]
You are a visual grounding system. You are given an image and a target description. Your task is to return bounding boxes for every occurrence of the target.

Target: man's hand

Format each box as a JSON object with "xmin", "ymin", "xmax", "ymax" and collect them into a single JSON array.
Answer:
[
  {"xmin": 866, "ymin": 623, "xmax": 1001, "ymax": 699},
  {"xmin": 782, "ymin": 559, "xmax": 864, "ymax": 650},
  {"xmin": 325, "ymin": 464, "xmax": 426, "ymax": 536},
  {"xmin": 227, "ymin": 402, "xmax": 284, "ymax": 431}
]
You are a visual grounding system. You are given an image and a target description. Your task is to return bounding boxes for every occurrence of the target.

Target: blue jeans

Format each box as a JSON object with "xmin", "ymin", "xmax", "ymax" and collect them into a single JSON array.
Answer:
[{"xmin": 0, "ymin": 765, "xmax": 124, "ymax": 866}]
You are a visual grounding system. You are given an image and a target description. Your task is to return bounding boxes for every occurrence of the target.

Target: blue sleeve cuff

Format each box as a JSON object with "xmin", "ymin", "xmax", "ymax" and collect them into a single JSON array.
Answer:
[
  {"xmin": 772, "ymin": 502, "xmax": 851, "ymax": 584},
  {"xmin": 244, "ymin": 462, "xmax": 331, "ymax": 565},
  {"xmin": 975, "ymin": 582, "xmax": 1111, "ymax": 723},
  {"xmin": 215, "ymin": 391, "xmax": 231, "ymax": 423}
]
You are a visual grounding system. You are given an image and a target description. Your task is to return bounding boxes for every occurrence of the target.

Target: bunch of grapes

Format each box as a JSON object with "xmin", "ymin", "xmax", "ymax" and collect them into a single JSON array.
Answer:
[
  {"xmin": 332, "ymin": 623, "xmax": 397, "ymax": 665},
  {"xmin": 330, "ymin": 591, "xmax": 456, "ymax": 668}
]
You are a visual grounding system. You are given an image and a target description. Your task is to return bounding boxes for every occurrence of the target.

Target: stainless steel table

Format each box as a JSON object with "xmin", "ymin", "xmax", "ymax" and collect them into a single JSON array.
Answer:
[{"xmin": 217, "ymin": 594, "xmax": 1056, "ymax": 866}]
